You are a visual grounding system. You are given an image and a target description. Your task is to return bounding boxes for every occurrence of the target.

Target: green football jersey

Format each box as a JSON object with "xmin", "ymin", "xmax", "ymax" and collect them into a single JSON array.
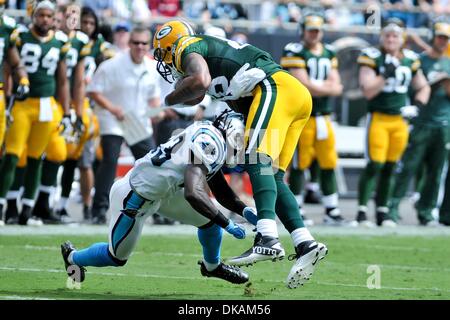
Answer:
[
  {"xmin": 414, "ymin": 53, "xmax": 450, "ymax": 127},
  {"xmin": 84, "ymin": 34, "xmax": 114, "ymax": 80},
  {"xmin": 281, "ymin": 42, "xmax": 338, "ymax": 115},
  {"xmin": 13, "ymin": 26, "xmax": 71, "ymax": 98},
  {"xmin": 358, "ymin": 47, "xmax": 421, "ymax": 114},
  {"xmin": 65, "ymin": 30, "xmax": 90, "ymax": 80},
  {"xmin": 172, "ymin": 35, "xmax": 283, "ymax": 101},
  {"xmin": 0, "ymin": 15, "xmax": 17, "ymax": 85}
]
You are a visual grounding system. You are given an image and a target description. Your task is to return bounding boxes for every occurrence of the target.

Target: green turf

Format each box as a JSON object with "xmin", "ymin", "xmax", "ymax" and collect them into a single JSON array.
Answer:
[{"xmin": 0, "ymin": 233, "xmax": 449, "ymax": 300}]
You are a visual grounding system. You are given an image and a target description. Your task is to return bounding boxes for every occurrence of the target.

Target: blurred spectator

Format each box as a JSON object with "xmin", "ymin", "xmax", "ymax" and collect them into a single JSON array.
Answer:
[
  {"xmin": 82, "ymin": 0, "xmax": 113, "ymax": 19},
  {"xmin": 87, "ymin": 27, "xmax": 161, "ymax": 224},
  {"xmin": 230, "ymin": 31, "xmax": 248, "ymax": 45},
  {"xmin": 112, "ymin": 21, "xmax": 130, "ymax": 54},
  {"xmin": 383, "ymin": 0, "xmax": 416, "ymax": 28},
  {"xmin": 209, "ymin": 1, "xmax": 247, "ymax": 20},
  {"xmin": 148, "ymin": 0, "xmax": 182, "ymax": 17},
  {"xmin": 112, "ymin": 0, "xmax": 151, "ymax": 24},
  {"xmin": 183, "ymin": 0, "xmax": 207, "ymax": 19}
]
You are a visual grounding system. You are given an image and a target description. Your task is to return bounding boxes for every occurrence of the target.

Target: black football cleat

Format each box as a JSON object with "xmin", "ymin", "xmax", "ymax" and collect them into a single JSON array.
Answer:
[
  {"xmin": 61, "ymin": 241, "xmax": 86, "ymax": 283},
  {"xmin": 198, "ymin": 261, "xmax": 249, "ymax": 284},
  {"xmin": 227, "ymin": 232, "xmax": 285, "ymax": 266}
]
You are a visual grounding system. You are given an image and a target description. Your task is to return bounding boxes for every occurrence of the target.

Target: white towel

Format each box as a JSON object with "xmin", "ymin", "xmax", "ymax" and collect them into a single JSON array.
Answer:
[
  {"xmin": 120, "ymin": 111, "xmax": 151, "ymax": 145},
  {"xmin": 316, "ymin": 116, "xmax": 328, "ymax": 140},
  {"xmin": 39, "ymin": 97, "xmax": 53, "ymax": 122}
]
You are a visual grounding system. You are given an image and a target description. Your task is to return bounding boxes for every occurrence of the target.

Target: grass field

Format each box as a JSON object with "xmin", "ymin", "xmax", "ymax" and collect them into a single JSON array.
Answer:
[{"xmin": 1, "ymin": 226, "xmax": 450, "ymax": 300}]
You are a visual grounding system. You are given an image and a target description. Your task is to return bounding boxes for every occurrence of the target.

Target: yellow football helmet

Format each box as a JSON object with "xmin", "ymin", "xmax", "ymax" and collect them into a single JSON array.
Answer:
[{"xmin": 153, "ymin": 20, "xmax": 194, "ymax": 83}]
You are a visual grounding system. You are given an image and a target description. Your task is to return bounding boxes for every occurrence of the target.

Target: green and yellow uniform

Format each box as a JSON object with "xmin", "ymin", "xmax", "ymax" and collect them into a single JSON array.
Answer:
[
  {"xmin": 389, "ymin": 52, "xmax": 450, "ymax": 224},
  {"xmin": 281, "ymin": 42, "xmax": 338, "ymax": 171},
  {"xmin": 357, "ymin": 47, "xmax": 420, "ymax": 163},
  {"xmin": 65, "ymin": 35, "xmax": 111, "ymax": 160},
  {"xmin": 356, "ymin": 46, "xmax": 421, "ymax": 215},
  {"xmin": 46, "ymin": 30, "xmax": 90, "ymax": 164},
  {"xmin": 172, "ymin": 34, "xmax": 312, "ymax": 172},
  {"xmin": 0, "ymin": 25, "xmax": 70, "ymax": 206},
  {"xmin": 0, "ymin": 15, "xmax": 16, "ymax": 147},
  {"xmin": 171, "ymin": 34, "xmax": 312, "ymax": 230},
  {"xmin": 5, "ymin": 26, "xmax": 70, "ymax": 159}
]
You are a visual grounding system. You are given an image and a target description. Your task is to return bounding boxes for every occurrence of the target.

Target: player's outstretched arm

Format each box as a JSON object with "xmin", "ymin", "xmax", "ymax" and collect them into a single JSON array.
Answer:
[
  {"xmin": 207, "ymin": 170, "xmax": 247, "ymax": 216},
  {"xmin": 165, "ymin": 53, "xmax": 211, "ymax": 106},
  {"xmin": 184, "ymin": 164, "xmax": 230, "ymax": 228},
  {"xmin": 184, "ymin": 164, "xmax": 246, "ymax": 239}
]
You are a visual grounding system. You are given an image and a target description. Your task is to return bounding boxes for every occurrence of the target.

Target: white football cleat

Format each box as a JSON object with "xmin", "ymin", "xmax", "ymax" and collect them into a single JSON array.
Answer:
[
  {"xmin": 227, "ymin": 232, "xmax": 285, "ymax": 266},
  {"xmin": 286, "ymin": 241, "xmax": 328, "ymax": 289}
]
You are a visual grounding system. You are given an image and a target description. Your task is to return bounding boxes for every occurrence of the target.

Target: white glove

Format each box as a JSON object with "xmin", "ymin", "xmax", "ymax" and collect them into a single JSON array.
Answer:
[
  {"xmin": 400, "ymin": 105, "xmax": 419, "ymax": 120},
  {"xmin": 223, "ymin": 63, "xmax": 266, "ymax": 100}
]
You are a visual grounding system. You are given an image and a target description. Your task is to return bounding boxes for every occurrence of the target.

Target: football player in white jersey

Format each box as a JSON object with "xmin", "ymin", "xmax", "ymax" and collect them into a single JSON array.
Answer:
[{"xmin": 61, "ymin": 110, "xmax": 257, "ymax": 284}]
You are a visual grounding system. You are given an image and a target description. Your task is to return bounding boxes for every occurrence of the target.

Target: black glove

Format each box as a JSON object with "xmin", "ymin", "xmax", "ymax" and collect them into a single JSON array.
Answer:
[
  {"xmin": 380, "ymin": 62, "xmax": 397, "ymax": 79},
  {"xmin": 74, "ymin": 116, "xmax": 85, "ymax": 136},
  {"xmin": 15, "ymin": 78, "xmax": 30, "ymax": 101}
]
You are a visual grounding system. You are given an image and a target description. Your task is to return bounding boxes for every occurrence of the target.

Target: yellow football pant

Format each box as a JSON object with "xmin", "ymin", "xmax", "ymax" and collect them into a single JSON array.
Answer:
[
  {"xmin": 295, "ymin": 115, "xmax": 337, "ymax": 170},
  {"xmin": 0, "ymin": 90, "xmax": 5, "ymax": 148},
  {"xmin": 245, "ymin": 71, "xmax": 312, "ymax": 171},
  {"xmin": 45, "ymin": 103, "xmax": 66, "ymax": 163},
  {"xmin": 5, "ymin": 97, "xmax": 60, "ymax": 159},
  {"xmin": 366, "ymin": 112, "xmax": 409, "ymax": 163}
]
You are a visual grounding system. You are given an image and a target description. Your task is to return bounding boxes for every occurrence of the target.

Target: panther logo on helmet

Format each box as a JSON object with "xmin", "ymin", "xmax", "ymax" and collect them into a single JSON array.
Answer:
[
  {"xmin": 153, "ymin": 20, "xmax": 195, "ymax": 83},
  {"xmin": 213, "ymin": 109, "xmax": 245, "ymax": 168}
]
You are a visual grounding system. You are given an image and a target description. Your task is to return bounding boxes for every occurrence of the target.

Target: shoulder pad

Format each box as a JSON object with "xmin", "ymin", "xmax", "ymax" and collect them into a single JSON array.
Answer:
[
  {"xmin": 361, "ymin": 47, "xmax": 381, "ymax": 59},
  {"xmin": 402, "ymin": 48, "xmax": 419, "ymax": 60},
  {"xmin": 55, "ymin": 30, "xmax": 68, "ymax": 42},
  {"xmin": 3, "ymin": 16, "xmax": 17, "ymax": 29},
  {"xmin": 75, "ymin": 31, "xmax": 90, "ymax": 44},
  {"xmin": 284, "ymin": 42, "xmax": 303, "ymax": 54}
]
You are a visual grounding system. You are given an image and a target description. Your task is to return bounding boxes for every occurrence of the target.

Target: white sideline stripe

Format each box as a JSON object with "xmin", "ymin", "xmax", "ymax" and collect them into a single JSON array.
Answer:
[
  {"xmin": 316, "ymin": 281, "xmax": 450, "ymax": 293},
  {"xmin": 324, "ymin": 261, "xmax": 450, "ymax": 273},
  {"xmin": 0, "ymin": 295, "xmax": 53, "ymax": 300},
  {"xmin": 1, "ymin": 266, "xmax": 449, "ymax": 293},
  {"xmin": 2, "ymin": 225, "xmax": 450, "ymax": 236}
]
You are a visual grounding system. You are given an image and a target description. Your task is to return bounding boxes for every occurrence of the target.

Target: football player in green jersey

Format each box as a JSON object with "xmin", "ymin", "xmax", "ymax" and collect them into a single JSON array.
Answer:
[
  {"xmin": 0, "ymin": 0, "xmax": 71, "ymax": 225},
  {"xmin": 0, "ymin": 1, "xmax": 30, "ymax": 144},
  {"xmin": 387, "ymin": 20, "xmax": 450, "ymax": 226},
  {"xmin": 281, "ymin": 13, "xmax": 345, "ymax": 226},
  {"xmin": 0, "ymin": 1, "xmax": 30, "ymax": 226},
  {"xmin": 355, "ymin": 18, "xmax": 430, "ymax": 227},
  {"xmin": 153, "ymin": 20, "xmax": 328, "ymax": 288},
  {"xmin": 55, "ymin": 6, "xmax": 111, "ymax": 222},
  {"xmin": 31, "ymin": 3, "xmax": 90, "ymax": 223}
]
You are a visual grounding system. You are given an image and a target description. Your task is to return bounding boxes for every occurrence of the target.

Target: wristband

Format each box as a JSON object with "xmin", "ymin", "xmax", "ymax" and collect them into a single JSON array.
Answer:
[{"xmin": 212, "ymin": 211, "xmax": 229, "ymax": 228}]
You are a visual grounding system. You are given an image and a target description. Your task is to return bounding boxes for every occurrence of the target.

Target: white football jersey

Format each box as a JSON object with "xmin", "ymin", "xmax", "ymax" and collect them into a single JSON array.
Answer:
[{"xmin": 129, "ymin": 121, "xmax": 226, "ymax": 200}]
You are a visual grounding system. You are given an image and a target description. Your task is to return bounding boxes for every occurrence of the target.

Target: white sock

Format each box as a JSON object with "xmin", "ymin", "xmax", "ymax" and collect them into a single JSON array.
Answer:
[
  {"xmin": 6, "ymin": 190, "xmax": 21, "ymax": 200},
  {"xmin": 358, "ymin": 205, "xmax": 368, "ymax": 212},
  {"xmin": 377, "ymin": 206, "xmax": 389, "ymax": 213},
  {"xmin": 203, "ymin": 259, "xmax": 219, "ymax": 272},
  {"xmin": 306, "ymin": 182, "xmax": 320, "ymax": 192},
  {"xmin": 22, "ymin": 198, "xmax": 35, "ymax": 208},
  {"xmin": 294, "ymin": 194, "xmax": 303, "ymax": 207},
  {"xmin": 57, "ymin": 197, "xmax": 69, "ymax": 211},
  {"xmin": 39, "ymin": 185, "xmax": 54, "ymax": 194},
  {"xmin": 291, "ymin": 228, "xmax": 314, "ymax": 247},
  {"xmin": 257, "ymin": 219, "xmax": 279, "ymax": 238},
  {"xmin": 323, "ymin": 193, "xmax": 338, "ymax": 208}
]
